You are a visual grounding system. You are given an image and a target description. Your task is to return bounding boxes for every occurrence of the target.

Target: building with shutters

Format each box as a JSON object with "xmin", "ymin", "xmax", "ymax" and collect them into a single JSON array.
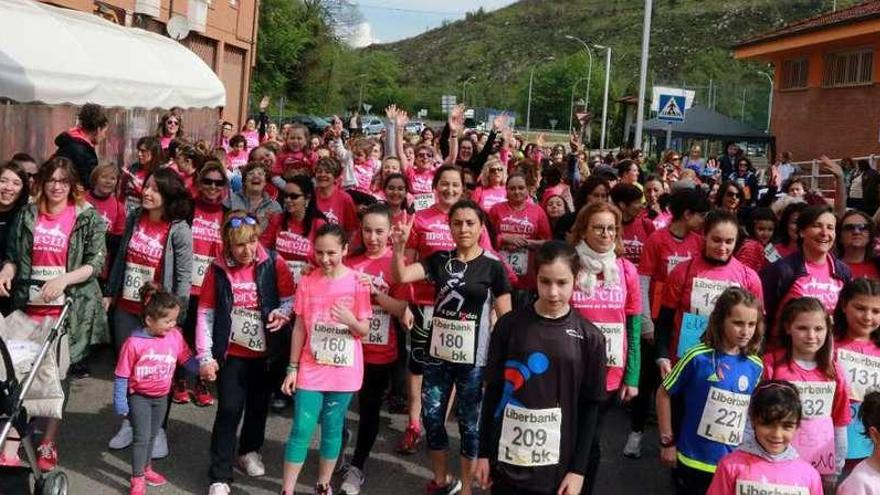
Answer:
[
  {"xmin": 40, "ymin": 0, "xmax": 258, "ymax": 127},
  {"xmin": 734, "ymin": 2, "xmax": 880, "ymax": 161}
]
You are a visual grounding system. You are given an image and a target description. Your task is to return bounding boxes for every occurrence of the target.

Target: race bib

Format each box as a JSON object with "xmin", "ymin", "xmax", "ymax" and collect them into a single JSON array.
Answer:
[
  {"xmin": 501, "ymin": 249, "xmax": 529, "ymax": 276},
  {"xmin": 690, "ymin": 278, "xmax": 737, "ymax": 316},
  {"xmin": 498, "ymin": 404, "xmax": 562, "ymax": 467},
  {"xmin": 791, "ymin": 381, "xmax": 835, "ymax": 418},
  {"xmin": 192, "ymin": 254, "xmax": 213, "ymax": 288},
  {"xmin": 122, "ymin": 263, "xmax": 156, "ymax": 302},
  {"xmin": 28, "ymin": 266, "xmax": 66, "ymax": 306},
  {"xmin": 413, "ymin": 193, "xmax": 434, "ymax": 211},
  {"xmin": 595, "ymin": 322, "xmax": 625, "ymax": 368},
  {"xmin": 734, "ymin": 480, "xmax": 808, "ymax": 495},
  {"xmin": 286, "ymin": 260, "xmax": 308, "ymax": 285},
  {"xmin": 365, "ymin": 307, "xmax": 391, "ymax": 346},
  {"xmin": 764, "ymin": 244, "xmax": 782, "ymax": 263},
  {"xmin": 698, "ymin": 387, "xmax": 750, "ymax": 446},
  {"xmin": 430, "ymin": 317, "xmax": 476, "ymax": 364},
  {"xmin": 311, "ymin": 322, "xmax": 355, "ymax": 367},
  {"xmin": 838, "ymin": 349, "xmax": 880, "ymax": 401},
  {"xmin": 229, "ymin": 307, "xmax": 266, "ymax": 352}
]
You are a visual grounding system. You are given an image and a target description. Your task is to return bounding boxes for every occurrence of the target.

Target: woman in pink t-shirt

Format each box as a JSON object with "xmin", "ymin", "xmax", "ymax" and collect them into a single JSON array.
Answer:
[
  {"xmin": 764, "ymin": 297, "xmax": 851, "ymax": 488},
  {"xmin": 314, "ymin": 157, "xmax": 359, "ymax": 236},
  {"xmin": 472, "ymin": 156, "xmax": 508, "ymax": 213},
  {"xmin": 122, "ymin": 136, "xmax": 163, "ymax": 215},
  {"xmin": 155, "ymin": 111, "xmax": 183, "ymax": 150},
  {"xmin": 197, "ymin": 211, "xmax": 295, "ymax": 494},
  {"xmin": 86, "ymin": 162, "xmax": 127, "ymax": 283},
  {"xmin": 0, "ymin": 156, "xmax": 107, "ymax": 471},
  {"xmin": 407, "ymin": 144, "xmax": 440, "ymax": 211},
  {"xmin": 280, "ymin": 224, "xmax": 372, "ymax": 495},
  {"xmin": 837, "ymin": 211, "xmax": 880, "ymax": 281}
]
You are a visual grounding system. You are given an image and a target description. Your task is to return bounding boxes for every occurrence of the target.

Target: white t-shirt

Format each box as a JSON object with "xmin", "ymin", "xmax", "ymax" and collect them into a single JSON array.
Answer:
[{"xmin": 838, "ymin": 460, "xmax": 880, "ymax": 495}]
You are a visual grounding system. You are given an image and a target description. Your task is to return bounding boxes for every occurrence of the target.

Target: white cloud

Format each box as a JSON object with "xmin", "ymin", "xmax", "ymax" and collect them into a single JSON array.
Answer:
[{"xmin": 346, "ymin": 21, "xmax": 380, "ymax": 48}]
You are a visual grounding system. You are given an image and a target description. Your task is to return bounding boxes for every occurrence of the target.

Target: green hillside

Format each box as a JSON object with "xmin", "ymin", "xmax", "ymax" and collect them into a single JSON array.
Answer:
[{"xmin": 361, "ymin": 0, "xmax": 854, "ymax": 141}]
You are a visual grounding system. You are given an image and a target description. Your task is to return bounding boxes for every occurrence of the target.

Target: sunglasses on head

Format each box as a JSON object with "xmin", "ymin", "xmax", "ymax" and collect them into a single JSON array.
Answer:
[
  {"xmin": 200, "ymin": 178, "xmax": 226, "ymax": 187},
  {"xmin": 229, "ymin": 216, "xmax": 257, "ymax": 229},
  {"xmin": 843, "ymin": 223, "xmax": 869, "ymax": 233}
]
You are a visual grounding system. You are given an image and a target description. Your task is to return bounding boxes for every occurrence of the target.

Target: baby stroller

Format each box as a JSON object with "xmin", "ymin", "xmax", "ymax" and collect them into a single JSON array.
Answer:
[{"xmin": 0, "ymin": 301, "xmax": 72, "ymax": 494}]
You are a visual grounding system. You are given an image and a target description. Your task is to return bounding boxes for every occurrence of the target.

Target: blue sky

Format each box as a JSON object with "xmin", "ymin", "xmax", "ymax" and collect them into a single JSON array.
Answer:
[{"xmin": 347, "ymin": 0, "xmax": 518, "ymax": 46}]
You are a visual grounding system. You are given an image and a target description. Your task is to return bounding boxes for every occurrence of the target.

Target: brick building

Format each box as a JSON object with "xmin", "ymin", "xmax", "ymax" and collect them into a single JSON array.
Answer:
[
  {"xmin": 39, "ymin": 0, "xmax": 259, "ymax": 127},
  {"xmin": 734, "ymin": 2, "xmax": 880, "ymax": 161}
]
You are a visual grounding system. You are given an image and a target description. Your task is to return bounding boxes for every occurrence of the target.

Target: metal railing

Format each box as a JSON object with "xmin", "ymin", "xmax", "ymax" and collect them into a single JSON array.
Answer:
[{"xmin": 789, "ymin": 154, "xmax": 877, "ymax": 199}]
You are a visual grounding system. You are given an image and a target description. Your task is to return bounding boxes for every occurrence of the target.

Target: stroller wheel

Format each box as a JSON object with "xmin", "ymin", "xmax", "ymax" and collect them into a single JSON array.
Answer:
[{"xmin": 34, "ymin": 471, "xmax": 68, "ymax": 495}]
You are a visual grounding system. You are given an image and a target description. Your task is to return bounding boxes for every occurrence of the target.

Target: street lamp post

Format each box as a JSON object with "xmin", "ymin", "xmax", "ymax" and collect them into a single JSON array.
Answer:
[
  {"xmin": 564, "ymin": 35, "xmax": 593, "ymax": 112},
  {"xmin": 526, "ymin": 56, "xmax": 554, "ymax": 134},
  {"xmin": 462, "ymin": 76, "xmax": 476, "ymax": 106},
  {"xmin": 758, "ymin": 71, "xmax": 773, "ymax": 134},
  {"xmin": 569, "ymin": 77, "xmax": 588, "ymax": 134},
  {"xmin": 633, "ymin": 0, "xmax": 653, "ymax": 150},
  {"xmin": 594, "ymin": 44, "xmax": 612, "ymax": 150},
  {"xmin": 356, "ymin": 73, "xmax": 368, "ymax": 113}
]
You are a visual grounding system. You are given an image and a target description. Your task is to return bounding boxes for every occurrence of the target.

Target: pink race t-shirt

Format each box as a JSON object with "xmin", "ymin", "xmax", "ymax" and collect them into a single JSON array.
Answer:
[
  {"xmin": 707, "ymin": 450, "xmax": 823, "ymax": 495},
  {"xmin": 346, "ymin": 250, "xmax": 403, "ymax": 365},
  {"xmin": 261, "ymin": 213, "xmax": 324, "ymax": 286},
  {"xmin": 28, "ymin": 204, "xmax": 76, "ymax": 319},
  {"xmin": 847, "ymin": 261, "xmax": 880, "ymax": 281},
  {"xmin": 639, "ymin": 228, "xmax": 703, "ymax": 319},
  {"xmin": 837, "ymin": 459, "xmax": 880, "ymax": 495},
  {"xmin": 316, "ymin": 187, "xmax": 358, "ymax": 235},
  {"xmin": 294, "ymin": 269, "xmax": 372, "ymax": 392},
  {"xmin": 117, "ymin": 216, "xmax": 170, "ymax": 315},
  {"xmin": 662, "ymin": 256, "xmax": 763, "ymax": 361},
  {"xmin": 86, "ymin": 191, "xmax": 126, "ymax": 236},
  {"xmin": 190, "ymin": 203, "xmax": 225, "ymax": 295},
  {"xmin": 778, "ymin": 257, "xmax": 845, "ymax": 319},
  {"xmin": 472, "ymin": 185, "xmax": 507, "ymax": 212},
  {"xmin": 353, "ymin": 160, "xmax": 379, "ymax": 194},
  {"xmin": 621, "ymin": 216, "xmax": 655, "ymax": 266},
  {"xmin": 406, "ymin": 166, "xmax": 435, "ymax": 195},
  {"xmin": 763, "ymin": 349, "xmax": 852, "ymax": 475},
  {"xmin": 241, "ymin": 130, "xmax": 260, "ymax": 151},
  {"xmin": 835, "ymin": 338, "xmax": 880, "ymax": 403},
  {"xmin": 115, "ymin": 329, "xmax": 194, "ymax": 397},
  {"xmin": 488, "ymin": 201, "xmax": 551, "ymax": 290},
  {"xmin": 226, "ymin": 151, "xmax": 248, "ymax": 170},
  {"xmin": 571, "ymin": 258, "xmax": 641, "ymax": 391},
  {"xmin": 273, "ymin": 149, "xmax": 318, "ymax": 177}
]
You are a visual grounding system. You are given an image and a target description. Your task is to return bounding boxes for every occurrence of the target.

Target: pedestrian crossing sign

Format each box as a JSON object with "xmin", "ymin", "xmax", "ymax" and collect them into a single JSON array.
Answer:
[{"xmin": 658, "ymin": 94, "xmax": 686, "ymax": 122}]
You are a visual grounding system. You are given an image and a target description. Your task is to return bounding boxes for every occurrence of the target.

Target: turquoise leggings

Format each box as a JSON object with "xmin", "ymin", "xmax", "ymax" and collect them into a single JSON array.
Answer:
[{"xmin": 285, "ymin": 390, "xmax": 354, "ymax": 463}]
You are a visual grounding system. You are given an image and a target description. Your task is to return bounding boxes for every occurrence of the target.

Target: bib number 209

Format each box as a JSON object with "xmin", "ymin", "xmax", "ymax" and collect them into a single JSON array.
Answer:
[{"xmin": 498, "ymin": 404, "xmax": 561, "ymax": 467}]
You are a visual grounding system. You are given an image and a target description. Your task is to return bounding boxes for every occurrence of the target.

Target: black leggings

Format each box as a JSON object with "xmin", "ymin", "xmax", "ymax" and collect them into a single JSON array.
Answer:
[
  {"xmin": 630, "ymin": 337, "xmax": 660, "ymax": 433},
  {"xmin": 351, "ymin": 363, "xmax": 394, "ymax": 470},
  {"xmin": 584, "ymin": 391, "xmax": 617, "ymax": 495}
]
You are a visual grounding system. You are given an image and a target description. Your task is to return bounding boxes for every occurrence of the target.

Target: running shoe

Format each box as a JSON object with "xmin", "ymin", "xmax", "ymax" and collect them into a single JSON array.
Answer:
[
  {"xmin": 315, "ymin": 482, "xmax": 333, "ymax": 495},
  {"xmin": 208, "ymin": 482, "xmax": 231, "ymax": 495},
  {"xmin": 172, "ymin": 378, "xmax": 191, "ymax": 404},
  {"xmin": 623, "ymin": 431, "xmax": 643, "ymax": 459},
  {"xmin": 109, "ymin": 418, "xmax": 133, "ymax": 449},
  {"xmin": 396, "ymin": 423, "xmax": 421, "ymax": 455},
  {"xmin": 69, "ymin": 361, "xmax": 91, "ymax": 379},
  {"xmin": 194, "ymin": 381, "xmax": 215, "ymax": 407},
  {"xmin": 130, "ymin": 475, "xmax": 146, "ymax": 495},
  {"xmin": 425, "ymin": 477, "xmax": 461, "ymax": 495},
  {"xmin": 339, "ymin": 465, "xmax": 365, "ymax": 494},
  {"xmin": 36, "ymin": 441, "xmax": 57, "ymax": 472},
  {"xmin": 151, "ymin": 428, "xmax": 168, "ymax": 459},
  {"xmin": 237, "ymin": 451, "xmax": 266, "ymax": 477},
  {"xmin": 144, "ymin": 464, "xmax": 167, "ymax": 486},
  {"xmin": 270, "ymin": 392, "xmax": 289, "ymax": 413}
]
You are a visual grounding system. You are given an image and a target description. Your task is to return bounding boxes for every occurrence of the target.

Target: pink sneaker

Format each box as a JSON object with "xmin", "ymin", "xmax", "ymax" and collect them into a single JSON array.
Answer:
[
  {"xmin": 0, "ymin": 453, "xmax": 23, "ymax": 467},
  {"xmin": 130, "ymin": 475, "xmax": 146, "ymax": 495},
  {"xmin": 144, "ymin": 464, "xmax": 167, "ymax": 486},
  {"xmin": 36, "ymin": 441, "xmax": 57, "ymax": 472}
]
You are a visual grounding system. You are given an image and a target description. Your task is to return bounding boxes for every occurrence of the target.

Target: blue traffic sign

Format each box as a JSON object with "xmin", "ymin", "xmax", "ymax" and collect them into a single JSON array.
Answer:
[{"xmin": 658, "ymin": 94, "xmax": 686, "ymax": 122}]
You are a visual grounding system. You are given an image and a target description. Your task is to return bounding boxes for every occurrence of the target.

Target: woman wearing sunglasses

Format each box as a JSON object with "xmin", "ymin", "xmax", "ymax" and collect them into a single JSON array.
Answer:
[
  {"xmin": 197, "ymin": 211, "xmax": 295, "ymax": 495},
  {"xmin": 226, "ymin": 162, "xmax": 281, "ymax": 232},
  {"xmin": 407, "ymin": 144, "xmax": 441, "ymax": 212},
  {"xmin": 105, "ymin": 168, "xmax": 193, "ymax": 456},
  {"xmin": 837, "ymin": 210, "xmax": 879, "ymax": 280},
  {"xmin": 169, "ymin": 162, "xmax": 230, "ymax": 408},
  {"xmin": 156, "ymin": 111, "xmax": 184, "ymax": 151},
  {"xmin": 472, "ymin": 157, "xmax": 508, "ymax": 213}
]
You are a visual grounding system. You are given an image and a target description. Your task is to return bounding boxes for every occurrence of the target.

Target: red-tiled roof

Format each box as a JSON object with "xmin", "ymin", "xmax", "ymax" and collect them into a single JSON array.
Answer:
[{"xmin": 736, "ymin": 1, "xmax": 880, "ymax": 48}]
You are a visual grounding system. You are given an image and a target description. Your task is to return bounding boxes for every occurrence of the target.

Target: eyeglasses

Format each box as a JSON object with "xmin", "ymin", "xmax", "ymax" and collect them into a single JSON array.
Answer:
[
  {"xmin": 843, "ymin": 223, "xmax": 870, "ymax": 233},
  {"xmin": 590, "ymin": 225, "xmax": 616, "ymax": 235},
  {"xmin": 725, "ymin": 190, "xmax": 742, "ymax": 198},
  {"xmin": 281, "ymin": 192, "xmax": 304, "ymax": 201},
  {"xmin": 200, "ymin": 178, "xmax": 227, "ymax": 187},
  {"xmin": 45, "ymin": 178, "xmax": 71, "ymax": 187},
  {"xmin": 228, "ymin": 216, "xmax": 257, "ymax": 229}
]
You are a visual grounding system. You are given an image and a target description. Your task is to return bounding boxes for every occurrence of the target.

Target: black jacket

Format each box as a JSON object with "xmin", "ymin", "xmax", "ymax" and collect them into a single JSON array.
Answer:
[{"xmin": 54, "ymin": 130, "xmax": 98, "ymax": 188}]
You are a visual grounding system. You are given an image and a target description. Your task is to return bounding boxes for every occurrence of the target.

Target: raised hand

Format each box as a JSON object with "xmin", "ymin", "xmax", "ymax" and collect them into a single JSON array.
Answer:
[
  {"xmin": 385, "ymin": 104, "xmax": 398, "ymax": 120},
  {"xmin": 395, "ymin": 109, "xmax": 409, "ymax": 129},
  {"xmin": 390, "ymin": 211, "xmax": 415, "ymax": 251},
  {"xmin": 536, "ymin": 132, "xmax": 547, "ymax": 148},
  {"xmin": 493, "ymin": 112, "xmax": 509, "ymax": 132},
  {"xmin": 569, "ymin": 132, "xmax": 582, "ymax": 152}
]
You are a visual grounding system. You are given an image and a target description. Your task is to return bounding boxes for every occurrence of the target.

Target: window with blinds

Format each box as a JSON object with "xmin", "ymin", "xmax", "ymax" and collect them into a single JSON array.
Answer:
[
  {"xmin": 823, "ymin": 48, "xmax": 874, "ymax": 87},
  {"xmin": 780, "ymin": 58, "xmax": 809, "ymax": 89}
]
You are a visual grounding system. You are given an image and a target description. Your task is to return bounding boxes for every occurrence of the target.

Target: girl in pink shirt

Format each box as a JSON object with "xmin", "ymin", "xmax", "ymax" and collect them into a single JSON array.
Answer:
[
  {"xmin": 708, "ymin": 380, "xmax": 823, "ymax": 495},
  {"xmin": 114, "ymin": 284, "xmax": 198, "ymax": 495},
  {"xmin": 280, "ymin": 224, "xmax": 372, "ymax": 495},
  {"xmin": 406, "ymin": 144, "xmax": 439, "ymax": 211},
  {"xmin": 837, "ymin": 391, "xmax": 880, "ymax": 495},
  {"xmin": 833, "ymin": 279, "xmax": 880, "ymax": 467},
  {"xmin": 764, "ymin": 297, "xmax": 852, "ymax": 487}
]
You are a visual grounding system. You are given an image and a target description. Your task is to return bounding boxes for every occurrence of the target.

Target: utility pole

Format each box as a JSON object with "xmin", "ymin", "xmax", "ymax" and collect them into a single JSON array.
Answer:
[
  {"xmin": 596, "ymin": 44, "xmax": 612, "ymax": 150},
  {"xmin": 633, "ymin": 0, "xmax": 653, "ymax": 150}
]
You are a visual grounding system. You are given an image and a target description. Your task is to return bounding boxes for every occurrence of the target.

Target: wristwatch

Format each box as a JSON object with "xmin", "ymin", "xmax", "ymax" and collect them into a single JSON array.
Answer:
[{"xmin": 659, "ymin": 435, "xmax": 675, "ymax": 448}]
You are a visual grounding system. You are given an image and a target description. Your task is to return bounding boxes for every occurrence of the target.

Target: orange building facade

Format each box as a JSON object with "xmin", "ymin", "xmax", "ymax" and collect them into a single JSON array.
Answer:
[
  {"xmin": 38, "ymin": 0, "xmax": 259, "ymax": 127},
  {"xmin": 735, "ymin": 3, "xmax": 880, "ymax": 161}
]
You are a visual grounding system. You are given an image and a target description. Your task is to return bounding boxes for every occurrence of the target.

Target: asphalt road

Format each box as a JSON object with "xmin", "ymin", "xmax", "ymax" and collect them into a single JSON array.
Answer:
[{"xmin": 47, "ymin": 346, "xmax": 676, "ymax": 494}]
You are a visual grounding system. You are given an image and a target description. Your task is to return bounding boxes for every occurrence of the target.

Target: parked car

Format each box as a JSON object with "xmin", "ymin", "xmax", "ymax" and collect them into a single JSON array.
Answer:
[
  {"xmin": 362, "ymin": 116, "xmax": 385, "ymax": 136},
  {"xmin": 286, "ymin": 115, "xmax": 332, "ymax": 135},
  {"xmin": 404, "ymin": 120, "xmax": 426, "ymax": 135}
]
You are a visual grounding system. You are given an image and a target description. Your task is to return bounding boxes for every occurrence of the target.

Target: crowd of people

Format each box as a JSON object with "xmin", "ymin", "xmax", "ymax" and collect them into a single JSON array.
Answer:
[{"xmin": 1, "ymin": 98, "xmax": 880, "ymax": 495}]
